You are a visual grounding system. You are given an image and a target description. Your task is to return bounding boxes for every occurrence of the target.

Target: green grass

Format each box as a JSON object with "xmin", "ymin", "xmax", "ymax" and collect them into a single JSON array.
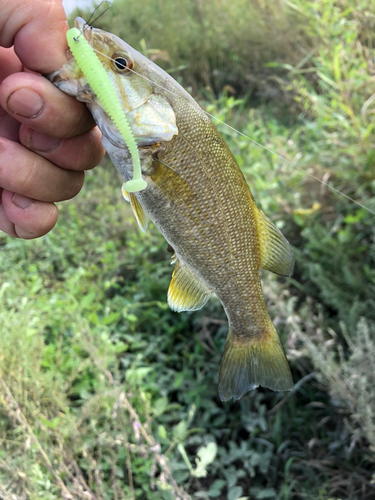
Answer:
[
  {"xmin": 1, "ymin": 0, "xmax": 375, "ymax": 498},
  {"xmin": 73, "ymin": 0, "xmax": 310, "ymax": 98}
]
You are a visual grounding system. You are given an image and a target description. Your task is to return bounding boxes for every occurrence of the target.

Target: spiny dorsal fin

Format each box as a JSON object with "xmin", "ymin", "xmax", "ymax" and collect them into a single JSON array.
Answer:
[
  {"xmin": 168, "ymin": 260, "xmax": 211, "ymax": 312},
  {"xmin": 255, "ymin": 208, "xmax": 294, "ymax": 277}
]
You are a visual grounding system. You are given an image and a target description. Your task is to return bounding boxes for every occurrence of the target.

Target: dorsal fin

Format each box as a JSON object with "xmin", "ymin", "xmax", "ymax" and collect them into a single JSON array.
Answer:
[
  {"xmin": 168, "ymin": 259, "xmax": 211, "ymax": 312},
  {"xmin": 255, "ymin": 208, "xmax": 294, "ymax": 277}
]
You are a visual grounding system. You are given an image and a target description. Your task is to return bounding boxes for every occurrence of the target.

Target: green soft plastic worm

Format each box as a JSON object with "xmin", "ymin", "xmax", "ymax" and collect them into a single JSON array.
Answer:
[{"xmin": 66, "ymin": 27, "xmax": 147, "ymax": 193}]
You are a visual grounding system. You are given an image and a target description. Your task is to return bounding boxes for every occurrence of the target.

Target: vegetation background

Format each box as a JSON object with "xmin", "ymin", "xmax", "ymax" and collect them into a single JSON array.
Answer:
[{"xmin": 1, "ymin": 0, "xmax": 375, "ymax": 498}]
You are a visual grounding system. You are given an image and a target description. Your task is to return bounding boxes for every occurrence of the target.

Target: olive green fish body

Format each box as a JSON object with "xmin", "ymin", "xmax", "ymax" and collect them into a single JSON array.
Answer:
[
  {"xmin": 135, "ymin": 100, "xmax": 293, "ymax": 400},
  {"xmin": 139, "ymin": 104, "xmax": 263, "ymax": 317},
  {"xmin": 50, "ymin": 18, "xmax": 295, "ymax": 401}
]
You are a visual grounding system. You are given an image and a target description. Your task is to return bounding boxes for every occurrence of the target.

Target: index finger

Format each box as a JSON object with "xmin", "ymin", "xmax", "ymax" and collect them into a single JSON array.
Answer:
[{"xmin": 0, "ymin": 0, "xmax": 69, "ymax": 73}]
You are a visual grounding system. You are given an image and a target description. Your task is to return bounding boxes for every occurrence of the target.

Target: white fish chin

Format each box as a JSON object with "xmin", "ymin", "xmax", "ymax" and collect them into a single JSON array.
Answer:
[
  {"xmin": 126, "ymin": 95, "xmax": 178, "ymax": 146},
  {"xmin": 88, "ymin": 93, "xmax": 178, "ymax": 148}
]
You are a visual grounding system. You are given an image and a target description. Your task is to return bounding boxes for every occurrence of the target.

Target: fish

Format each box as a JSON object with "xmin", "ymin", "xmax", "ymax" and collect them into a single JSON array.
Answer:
[{"xmin": 49, "ymin": 17, "xmax": 295, "ymax": 401}]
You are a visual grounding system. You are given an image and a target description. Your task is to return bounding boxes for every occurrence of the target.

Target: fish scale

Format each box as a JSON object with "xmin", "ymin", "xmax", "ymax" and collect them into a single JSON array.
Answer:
[{"xmin": 50, "ymin": 17, "xmax": 295, "ymax": 401}]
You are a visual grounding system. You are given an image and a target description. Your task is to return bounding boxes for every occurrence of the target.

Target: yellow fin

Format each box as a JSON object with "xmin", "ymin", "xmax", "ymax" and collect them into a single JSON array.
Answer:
[
  {"xmin": 121, "ymin": 184, "xmax": 130, "ymax": 202},
  {"xmin": 168, "ymin": 260, "xmax": 211, "ymax": 312},
  {"xmin": 129, "ymin": 193, "xmax": 148, "ymax": 233},
  {"xmin": 256, "ymin": 208, "xmax": 294, "ymax": 277},
  {"xmin": 219, "ymin": 325, "xmax": 293, "ymax": 401}
]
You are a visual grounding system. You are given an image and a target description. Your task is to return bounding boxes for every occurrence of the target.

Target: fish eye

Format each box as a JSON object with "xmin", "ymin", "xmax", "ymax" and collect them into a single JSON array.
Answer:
[
  {"xmin": 115, "ymin": 58, "xmax": 127, "ymax": 70},
  {"xmin": 111, "ymin": 52, "xmax": 134, "ymax": 73}
]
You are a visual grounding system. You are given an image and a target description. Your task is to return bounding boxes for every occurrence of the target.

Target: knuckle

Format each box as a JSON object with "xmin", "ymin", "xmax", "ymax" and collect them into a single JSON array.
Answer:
[
  {"xmin": 52, "ymin": 102, "xmax": 93, "ymax": 139},
  {"xmin": 16, "ymin": 157, "xmax": 38, "ymax": 194}
]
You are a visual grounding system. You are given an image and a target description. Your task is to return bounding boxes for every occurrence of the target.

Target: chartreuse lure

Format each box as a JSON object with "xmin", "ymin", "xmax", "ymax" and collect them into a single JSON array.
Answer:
[{"xmin": 66, "ymin": 27, "xmax": 147, "ymax": 193}]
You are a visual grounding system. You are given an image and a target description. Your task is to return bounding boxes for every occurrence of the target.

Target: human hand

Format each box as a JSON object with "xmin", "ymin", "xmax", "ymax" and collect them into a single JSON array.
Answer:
[{"xmin": 0, "ymin": 0, "xmax": 105, "ymax": 239}]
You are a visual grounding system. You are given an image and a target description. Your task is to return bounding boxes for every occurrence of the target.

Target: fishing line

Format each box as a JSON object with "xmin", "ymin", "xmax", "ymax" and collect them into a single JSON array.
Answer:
[
  {"xmin": 202, "ymin": 114, "xmax": 375, "ymax": 216},
  {"xmin": 85, "ymin": 2, "xmax": 112, "ymax": 29},
  {"xmin": 89, "ymin": 47, "xmax": 375, "ymax": 216},
  {"xmin": 73, "ymin": 2, "xmax": 112, "ymax": 40}
]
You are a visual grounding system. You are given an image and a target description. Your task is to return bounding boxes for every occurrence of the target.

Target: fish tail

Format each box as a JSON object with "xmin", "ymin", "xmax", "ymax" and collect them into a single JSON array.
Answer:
[{"xmin": 218, "ymin": 324, "xmax": 293, "ymax": 401}]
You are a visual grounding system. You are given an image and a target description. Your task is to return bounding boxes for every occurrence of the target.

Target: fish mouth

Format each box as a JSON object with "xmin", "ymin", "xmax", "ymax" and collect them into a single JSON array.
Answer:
[
  {"xmin": 46, "ymin": 17, "xmax": 93, "ymax": 87},
  {"xmin": 74, "ymin": 17, "xmax": 92, "ymax": 44}
]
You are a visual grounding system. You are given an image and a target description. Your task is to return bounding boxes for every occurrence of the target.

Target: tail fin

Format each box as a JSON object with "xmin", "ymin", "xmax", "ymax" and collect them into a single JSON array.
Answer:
[{"xmin": 218, "ymin": 326, "xmax": 293, "ymax": 401}]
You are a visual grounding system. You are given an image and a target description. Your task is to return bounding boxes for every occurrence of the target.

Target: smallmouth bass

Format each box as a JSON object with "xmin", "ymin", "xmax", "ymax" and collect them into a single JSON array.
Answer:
[{"xmin": 50, "ymin": 18, "xmax": 295, "ymax": 401}]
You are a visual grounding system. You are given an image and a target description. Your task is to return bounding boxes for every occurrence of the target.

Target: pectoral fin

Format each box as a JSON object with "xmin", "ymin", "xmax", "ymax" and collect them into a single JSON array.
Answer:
[
  {"xmin": 122, "ymin": 184, "xmax": 148, "ymax": 233},
  {"xmin": 256, "ymin": 208, "xmax": 294, "ymax": 277},
  {"xmin": 122, "ymin": 184, "xmax": 130, "ymax": 202},
  {"xmin": 168, "ymin": 260, "xmax": 211, "ymax": 312}
]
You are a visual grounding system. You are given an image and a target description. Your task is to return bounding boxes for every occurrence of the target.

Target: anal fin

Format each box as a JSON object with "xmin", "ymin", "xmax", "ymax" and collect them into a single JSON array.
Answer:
[
  {"xmin": 168, "ymin": 260, "xmax": 211, "ymax": 312},
  {"xmin": 255, "ymin": 208, "xmax": 294, "ymax": 277}
]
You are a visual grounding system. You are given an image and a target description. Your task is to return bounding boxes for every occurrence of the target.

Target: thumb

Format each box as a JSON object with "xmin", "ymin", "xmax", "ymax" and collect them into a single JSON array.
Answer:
[{"xmin": 0, "ymin": 0, "xmax": 69, "ymax": 73}]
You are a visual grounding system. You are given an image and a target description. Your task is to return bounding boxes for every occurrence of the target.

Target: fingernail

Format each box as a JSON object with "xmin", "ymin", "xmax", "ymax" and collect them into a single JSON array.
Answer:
[
  {"xmin": 12, "ymin": 194, "xmax": 33, "ymax": 209},
  {"xmin": 7, "ymin": 89, "xmax": 44, "ymax": 118},
  {"xmin": 28, "ymin": 130, "xmax": 60, "ymax": 152}
]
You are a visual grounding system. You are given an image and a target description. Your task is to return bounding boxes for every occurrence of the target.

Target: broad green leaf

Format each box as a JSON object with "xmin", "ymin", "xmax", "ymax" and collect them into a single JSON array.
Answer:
[{"xmin": 194, "ymin": 442, "xmax": 218, "ymax": 478}]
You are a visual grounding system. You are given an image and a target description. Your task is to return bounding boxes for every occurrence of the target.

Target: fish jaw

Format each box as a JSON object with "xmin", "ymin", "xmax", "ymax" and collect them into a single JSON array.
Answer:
[
  {"xmin": 74, "ymin": 17, "xmax": 87, "ymax": 34},
  {"xmin": 48, "ymin": 17, "xmax": 178, "ymax": 146}
]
